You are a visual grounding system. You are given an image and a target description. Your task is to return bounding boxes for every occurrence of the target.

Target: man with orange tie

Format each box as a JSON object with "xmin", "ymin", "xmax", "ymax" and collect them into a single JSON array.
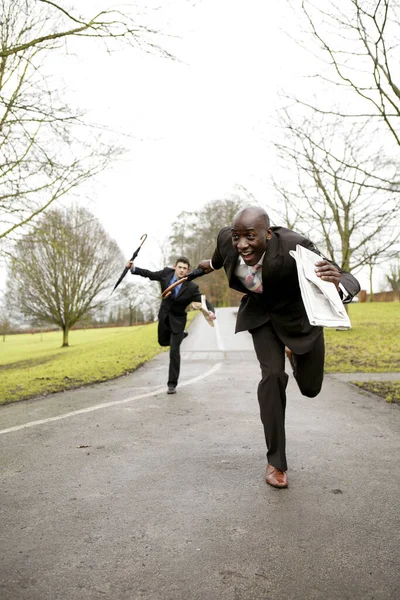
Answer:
[{"xmin": 199, "ymin": 206, "xmax": 360, "ymax": 489}]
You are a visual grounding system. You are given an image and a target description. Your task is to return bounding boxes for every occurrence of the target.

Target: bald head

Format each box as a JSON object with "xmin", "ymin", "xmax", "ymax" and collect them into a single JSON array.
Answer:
[{"xmin": 232, "ymin": 206, "xmax": 270, "ymax": 229}]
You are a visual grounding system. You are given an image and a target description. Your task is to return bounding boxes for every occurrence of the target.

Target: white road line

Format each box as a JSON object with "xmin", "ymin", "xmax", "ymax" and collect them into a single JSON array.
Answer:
[
  {"xmin": 214, "ymin": 319, "xmax": 225, "ymax": 351},
  {"xmin": 0, "ymin": 362, "xmax": 223, "ymax": 436}
]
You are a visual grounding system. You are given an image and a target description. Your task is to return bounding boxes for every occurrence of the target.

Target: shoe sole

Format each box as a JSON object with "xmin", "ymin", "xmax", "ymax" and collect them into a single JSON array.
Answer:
[{"xmin": 265, "ymin": 477, "xmax": 288, "ymax": 489}]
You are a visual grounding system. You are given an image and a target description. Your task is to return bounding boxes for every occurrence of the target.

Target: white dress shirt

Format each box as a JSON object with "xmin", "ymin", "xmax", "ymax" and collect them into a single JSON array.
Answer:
[{"xmin": 234, "ymin": 253, "xmax": 265, "ymax": 293}]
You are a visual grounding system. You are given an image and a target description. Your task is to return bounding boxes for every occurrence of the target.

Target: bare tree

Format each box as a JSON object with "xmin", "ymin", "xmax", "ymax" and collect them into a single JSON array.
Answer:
[
  {"xmin": 290, "ymin": 0, "xmax": 400, "ymax": 145},
  {"xmin": 385, "ymin": 258, "xmax": 400, "ymax": 290},
  {"xmin": 272, "ymin": 112, "xmax": 400, "ymax": 273},
  {"xmin": 8, "ymin": 205, "xmax": 124, "ymax": 346},
  {"xmin": 2, "ymin": 1, "xmax": 174, "ymax": 59},
  {"xmin": 0, "ymin": 0, "xmax": 175, "ymax": 247},
  {"xmin": 358, "ymin": 243, "xmax": 398, "ymax": 298},
  {"xmin": 0, "ymin": 289, "xmax": 14, "ymax": 341},
  {"xmin": 271, "ymin": 1, "xmax": 400, "ymax": 294},
  {"xmin": 115, "ymin": 281, "xmax": 155, "ymax": 326}
]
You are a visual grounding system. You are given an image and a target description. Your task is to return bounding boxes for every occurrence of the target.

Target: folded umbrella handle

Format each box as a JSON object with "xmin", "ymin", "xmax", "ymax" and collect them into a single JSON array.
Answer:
[{"xmin": 137, "ymin": 233, "xmax": 147, "ymax": 249}]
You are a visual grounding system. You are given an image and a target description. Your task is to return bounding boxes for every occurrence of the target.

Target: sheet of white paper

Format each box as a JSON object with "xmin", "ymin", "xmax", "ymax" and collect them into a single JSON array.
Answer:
[
  {"xmin": 289, "ymin": 246, "xmax": 351, "ymax": 329},
  {"xmin": 298, "ymin": 246, "xmax": 347, "ymax": 316}
]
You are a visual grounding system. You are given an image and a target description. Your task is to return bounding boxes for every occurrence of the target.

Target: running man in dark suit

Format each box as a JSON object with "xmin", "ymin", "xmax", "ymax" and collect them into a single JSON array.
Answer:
[
  {"xmin": 127, "ymin": 256, "xmax": 215, "ymax": 394},
  {"xmin": 199, "ymin": 206, "xmax": 360, "ymax": 488}
]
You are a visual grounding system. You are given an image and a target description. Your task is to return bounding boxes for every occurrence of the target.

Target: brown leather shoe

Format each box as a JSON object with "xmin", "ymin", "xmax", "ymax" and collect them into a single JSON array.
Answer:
[{"xmin": 265, "ymin": 464, "xmax": 288, "ymax": 488}]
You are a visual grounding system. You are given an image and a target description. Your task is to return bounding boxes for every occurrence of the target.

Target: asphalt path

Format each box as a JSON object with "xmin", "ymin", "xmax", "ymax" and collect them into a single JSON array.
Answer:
[{"xmin": 0, "ymin": 308, "xmax": 399, "ymax": 600}]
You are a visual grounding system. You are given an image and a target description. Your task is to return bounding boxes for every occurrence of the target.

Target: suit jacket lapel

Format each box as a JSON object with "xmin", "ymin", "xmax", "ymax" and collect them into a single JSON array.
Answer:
[
  {"xmin": 225, "ymin": 249, "xmax": 240, "ymax": 286},
  {"xmin": 175, "ymin": 279, "xmax": 188, "ymax": 298},
  {"xmin": 262, "ymin": 233, "xmax": 283, "ymax": 292}
]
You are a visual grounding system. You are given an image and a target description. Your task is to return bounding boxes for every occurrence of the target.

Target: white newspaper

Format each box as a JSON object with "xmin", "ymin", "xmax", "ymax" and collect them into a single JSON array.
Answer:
[{"xmin": 289, "ymin": 245, "xmax": 351, "ymax": 330}]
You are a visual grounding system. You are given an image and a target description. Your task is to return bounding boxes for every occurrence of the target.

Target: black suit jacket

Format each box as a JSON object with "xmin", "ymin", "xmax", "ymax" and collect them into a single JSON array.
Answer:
[
  {"xmin": 211, "ymin": 226, "xmax": 360, "ymax": 354},
  {"xmin": 133, "ymin": 267, "xmax": 214, "ymax": 335}
]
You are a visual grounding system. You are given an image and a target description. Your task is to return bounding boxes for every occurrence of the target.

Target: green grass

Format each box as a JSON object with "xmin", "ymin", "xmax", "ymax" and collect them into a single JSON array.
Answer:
[
  {"xmin": 0, "ymin": 312, "xmax": 197, "ymax": 405},
  {"xmin": 0, "ymin": 324, "xmax": 167, "ymax": 405},
  {"xmin": 350, "ymin": 381, "xmax": 400, "ymax": 403},
  {"xmin": 324, "ymin": 302, "xmax": 400, "ymax": 372}
]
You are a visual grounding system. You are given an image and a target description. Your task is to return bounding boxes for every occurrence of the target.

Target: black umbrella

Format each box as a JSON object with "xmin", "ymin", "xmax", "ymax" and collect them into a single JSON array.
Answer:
[
  {"xmin": 161, "ymin": 266, "xmax": 206, "ymax": 298},
  {"xmin": 112, "ymin": 233, "xmax": 147, "ymax": 294}
]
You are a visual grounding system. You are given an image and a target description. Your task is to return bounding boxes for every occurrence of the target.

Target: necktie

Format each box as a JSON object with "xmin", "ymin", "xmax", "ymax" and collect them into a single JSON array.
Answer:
[
  {"xmin": 244, "ymin": 264, "xmax": 263, "ymax": 293},
  {"xmin": 169, "ymin": 275, "xmax": 180, "ymax": 297}
]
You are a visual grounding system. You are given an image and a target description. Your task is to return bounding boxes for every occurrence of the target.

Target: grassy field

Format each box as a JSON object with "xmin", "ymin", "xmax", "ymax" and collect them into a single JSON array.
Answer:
[
  {"xmin": 324, "ymin": 302, "xmax": 400, "ymax": 372},
  {"xmin": 325, "ymin": 302, "xmax": 400, "ymax": 403},
  {"xmin": 0, "ymin": 324, "xmax": 166, "ymax": 405},
  {"xmin": 0, "ymin": 304, "xmax": 398, "ymax": 405}
]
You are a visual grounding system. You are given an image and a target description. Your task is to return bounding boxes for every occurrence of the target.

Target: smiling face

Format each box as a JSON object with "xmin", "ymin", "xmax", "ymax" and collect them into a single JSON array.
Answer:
[{"xmin": 231, "ymin": 207, "xmax": 272, "ymax": 266}]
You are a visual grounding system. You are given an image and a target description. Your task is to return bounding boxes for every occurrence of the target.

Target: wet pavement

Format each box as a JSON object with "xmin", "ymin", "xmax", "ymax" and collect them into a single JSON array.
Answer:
[{"xmin": 0, "ymin": 308, "xmax": 399, "ymax": 600}]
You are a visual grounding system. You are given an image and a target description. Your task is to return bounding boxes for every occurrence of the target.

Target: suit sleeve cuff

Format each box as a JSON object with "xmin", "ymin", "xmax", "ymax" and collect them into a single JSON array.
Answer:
[{"xmin": 339, "ymin": 283, "xmax": 351, "ymax": 303}]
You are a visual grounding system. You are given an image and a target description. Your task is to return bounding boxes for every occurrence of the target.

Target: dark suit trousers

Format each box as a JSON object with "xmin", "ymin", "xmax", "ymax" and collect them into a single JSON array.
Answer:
[
  {"xmin": 158, "ymin": 319, "xmax": 184, "ymax": 387},
  {"xmin": 251, "ymin": 321, "xmax": 325, "ymax": 472}
]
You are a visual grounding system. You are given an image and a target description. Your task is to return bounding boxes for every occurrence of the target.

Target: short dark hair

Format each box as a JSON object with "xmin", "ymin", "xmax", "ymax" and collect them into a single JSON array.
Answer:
[{"xmin": 174, "ymin": 256, "xmax": 190, "ymax": 268}]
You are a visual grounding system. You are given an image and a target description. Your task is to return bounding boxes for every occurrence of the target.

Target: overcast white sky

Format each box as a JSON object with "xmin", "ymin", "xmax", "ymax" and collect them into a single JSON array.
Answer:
[
  {"xmin": 0, "ymin": 0, "xmax": 384, "ymax": 291},
  {"xmin": 59, "ymin": 0, "xmax": 315, "ymax": 266}
]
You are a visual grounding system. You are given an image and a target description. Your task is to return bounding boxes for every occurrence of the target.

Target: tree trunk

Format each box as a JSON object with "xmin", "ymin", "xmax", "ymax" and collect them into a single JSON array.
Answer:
[
  {"xmin": 368, "ymin": 265, "xmax": 374, "ymax": 302},
  {"xmin": 62, "ymin": 325, "xmax": 69, "ymax": 347}
]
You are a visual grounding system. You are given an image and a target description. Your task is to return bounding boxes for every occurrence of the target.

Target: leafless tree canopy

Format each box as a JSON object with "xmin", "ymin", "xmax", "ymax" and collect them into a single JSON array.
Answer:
[
  {"xmin": 115, "ymin": 281, "xmax": 157, "ymax": 326},
  {"xmin": 294, "ymin": 0, "xmax": 400, "ymax": 144},
  {"xmin": 272, "ymin": 112, "xmax": 400, "ymax": 270},
  {"xmin": 386, "ymin": 259, "xmax": 400, "ymax": 290},
  {"xmin": 2, "ymin": 0, "xmax": 175, "ymax": 59},
  {"xmin": 271, "ymin": 0, "xmax": 400, "ymax": 290},
  {"xmin": 0, "ymin": 289, "xmax": 14, "ymax": 340},
  {"xmin": 8, "ymin": 205, "xmax": 124, "ymax": 346},
  {"xmin": 0, "ymin": 0, "xmax": 174, "ymax": 248}
]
